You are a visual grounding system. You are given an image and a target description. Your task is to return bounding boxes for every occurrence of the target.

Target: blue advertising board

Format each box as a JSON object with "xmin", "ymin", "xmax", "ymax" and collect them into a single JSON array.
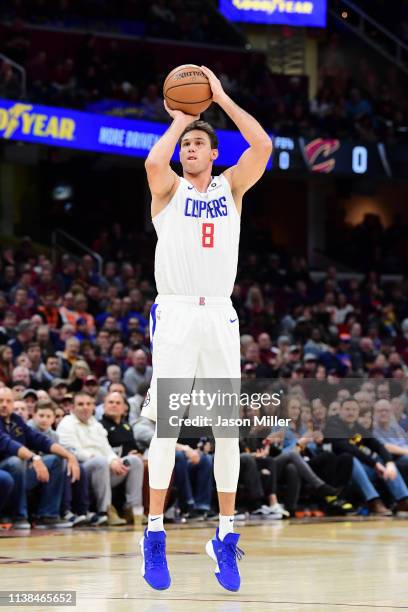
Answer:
[
  {"xmin": 0, "ymin": 99, "xmax": 272, "ymax": 169},
  {"xmin": 219, "ymin": 0, "xmax": 327, "ymax": 27}
]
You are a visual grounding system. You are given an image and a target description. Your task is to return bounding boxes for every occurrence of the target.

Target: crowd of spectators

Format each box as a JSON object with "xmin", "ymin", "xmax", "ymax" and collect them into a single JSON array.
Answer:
[
  {"xmin": 1, "ymin": 233, "xmax": 408, "ymax": 529},
  {"xmin": 0, "ymin": 11, "xmax": 406, "ymax": 142},
  {"xmin": 0, "ymin": 0, "xmax": 243, "ymax": 45}
]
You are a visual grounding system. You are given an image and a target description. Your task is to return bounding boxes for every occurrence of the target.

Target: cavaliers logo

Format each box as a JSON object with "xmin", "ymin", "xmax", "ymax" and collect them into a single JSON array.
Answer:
[{"xmin": 303, "ymin": 138, "xmax": 340, "ymax": 173}]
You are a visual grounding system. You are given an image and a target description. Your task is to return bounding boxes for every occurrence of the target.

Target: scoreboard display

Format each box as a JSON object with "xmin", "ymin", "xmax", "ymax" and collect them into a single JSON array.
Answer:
[{"xmin": 272, "ymin": 136, "xmax": 398, "ymax": 178}]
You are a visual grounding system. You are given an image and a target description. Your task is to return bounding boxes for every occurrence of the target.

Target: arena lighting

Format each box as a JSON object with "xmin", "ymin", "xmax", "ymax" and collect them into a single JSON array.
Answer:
[{"xmin": 342, "ymin": 11, "xmax": 348, "ymax": 18}]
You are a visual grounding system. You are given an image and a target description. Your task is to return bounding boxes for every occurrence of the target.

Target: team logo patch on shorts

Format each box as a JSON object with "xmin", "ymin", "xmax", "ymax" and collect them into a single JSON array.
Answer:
[{"xmin": 142, "ymin": 391, "xmax": 151, "ymax": 407}]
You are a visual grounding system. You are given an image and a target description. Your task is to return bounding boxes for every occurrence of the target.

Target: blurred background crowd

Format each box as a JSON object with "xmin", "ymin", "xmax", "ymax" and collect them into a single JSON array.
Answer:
[
  {"xmin": 1, "ymin": 235, "xmax": 408, "ymax": 528},
  {"xmin": 0, "ymin": 0, "xmax": 407, "ymax": 141}
]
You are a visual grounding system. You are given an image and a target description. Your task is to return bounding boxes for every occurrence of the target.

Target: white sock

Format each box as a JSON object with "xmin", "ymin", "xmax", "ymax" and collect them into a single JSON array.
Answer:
[
  {"xmin": 219, "ymin": 514, "xmax": 234, "ymax": 540},
  {"xmin": 147, "ymin": 513, "xmax": 164, "ymax": 533}
]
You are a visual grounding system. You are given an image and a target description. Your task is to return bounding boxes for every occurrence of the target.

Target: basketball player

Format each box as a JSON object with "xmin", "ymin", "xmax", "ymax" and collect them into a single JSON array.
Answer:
[{"xmin": 140, "ymin": 66, "xmax": 272, "ymax": 592}]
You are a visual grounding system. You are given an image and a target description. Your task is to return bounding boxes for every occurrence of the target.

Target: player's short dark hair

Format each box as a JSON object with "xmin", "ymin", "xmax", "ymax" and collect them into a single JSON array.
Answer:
[{"xmin": 178, "ymin": 120, "xmax": 218, "ymax": 149}]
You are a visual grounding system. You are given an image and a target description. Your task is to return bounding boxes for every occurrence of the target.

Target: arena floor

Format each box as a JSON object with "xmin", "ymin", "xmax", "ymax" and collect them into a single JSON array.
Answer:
[{"xmin": 1, "ymin": 518, "xmax": 407, "ymax": 612}]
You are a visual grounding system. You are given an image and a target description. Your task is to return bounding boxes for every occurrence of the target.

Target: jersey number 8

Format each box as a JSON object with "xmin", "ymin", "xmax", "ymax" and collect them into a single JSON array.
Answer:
[{"xmin": 202, "ymin": 223, "xmax": 214, "ymax": 248}]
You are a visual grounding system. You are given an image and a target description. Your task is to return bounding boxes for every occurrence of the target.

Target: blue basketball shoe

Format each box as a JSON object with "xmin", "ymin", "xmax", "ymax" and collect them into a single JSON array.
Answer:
[
  {"xmin": 205, "ymin": 528, "xmax": 244, "ymax": 592},
  {"xmin": 140, "ymin": 528, "xmax": 171, "ymax": 590}
]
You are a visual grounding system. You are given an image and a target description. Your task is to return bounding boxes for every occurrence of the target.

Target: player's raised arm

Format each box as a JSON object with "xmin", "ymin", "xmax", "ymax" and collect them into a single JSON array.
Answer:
[
  {"xmin": 200, "ymin": 66, "xmax": 272, "ymax": 202},
  {"xmin": 145, "ymin": 102, "xmax": 199, "ymax": 216}
]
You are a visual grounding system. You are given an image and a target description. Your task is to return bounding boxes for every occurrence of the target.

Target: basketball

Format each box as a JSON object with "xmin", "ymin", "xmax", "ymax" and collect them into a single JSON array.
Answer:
[{"xmin": 163, "ymin": 64, "xmax": 213, "ymax": 116}]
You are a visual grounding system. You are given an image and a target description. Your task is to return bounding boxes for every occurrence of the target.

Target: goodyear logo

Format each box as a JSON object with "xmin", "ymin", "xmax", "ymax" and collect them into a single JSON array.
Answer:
[
  {"xmin": 0, "ymin": 103, "xmax": 76, "ymax": 141},
  {"xmin": 231, "ymin": 0, "xmax": 314, "ymax": 14}
]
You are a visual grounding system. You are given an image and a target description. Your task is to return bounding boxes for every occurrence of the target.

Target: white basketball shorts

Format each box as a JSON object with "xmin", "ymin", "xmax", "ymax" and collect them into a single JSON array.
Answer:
[{"xmin": 141, "ymin": 294, "xmax": 241, "ymax": 422}]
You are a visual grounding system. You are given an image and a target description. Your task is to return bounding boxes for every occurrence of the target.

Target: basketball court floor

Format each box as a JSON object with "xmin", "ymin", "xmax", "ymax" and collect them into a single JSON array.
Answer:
[{"xmin": 1, "ymin": 518, "xmax": 407, "ymax": 612}]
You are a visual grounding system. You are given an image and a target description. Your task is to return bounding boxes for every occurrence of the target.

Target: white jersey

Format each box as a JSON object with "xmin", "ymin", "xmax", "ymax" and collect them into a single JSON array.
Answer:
[{"xmin": 152, "ymin": 174, "xmax": 240, "ymax": 297}]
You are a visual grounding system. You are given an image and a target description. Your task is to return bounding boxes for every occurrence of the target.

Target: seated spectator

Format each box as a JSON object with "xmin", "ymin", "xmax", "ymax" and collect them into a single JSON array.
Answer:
[
  {"xmin": 0, "ymin": 386, "xmax": 79, "ymax": 529},
  {"xmin": 269, "ymin": 427, "xmax": 353, "ymax": 516},
  {"xmin": 8, "ymin": 320, "xmax": 35, "ymax": 359},
  {"xmin": 39, "ymin": 353, "xmax": 63, "ymax": 387},
  {"xmin": 37, "ymin": 292, "xmax": 62, "ymax": 329},
  {"xmin": 28, "ymin": 398, "xmax": 90, "ymax": 526},
  {"xmin": 57, "ymin": 392, "xmax": 138, "ymax": 526},
  {"xmin": 58, "ymin": 337, "xmax": 81, "ymax": 378},
  {"xmin": 373, "ymin": 399, "xmax": 408, "ymax": 485},
  {"xmin": 100, "ymin": 391, "xmax": 144, "ymax": 524},
  {"xmin": 54, "ymin": 404, "xmax": 66, "ymax": 428},
  {"xmin": 83, "ymin": 374, "xmax": 105, "ymax": 405},
  {"xmin": 170, "ymin": 442, "xmax": 215, "ymax": 520},
  {"xmin": 358, "ymin": 407, "xmax": 373, "ymax": 430},
  {"xmin": 49, "ymin": 378, "xmax": 69, "ymax": 405},
  {"xmin": 391, "ymin": 397, "xmax": 408, "ymax": 430},
  {"xmin": 0, "ymin": 345, "xmax": 13, "ymax": 384},
  {"xmin": 13, "ymin": 398, "xmax": 29, "ymax": 422},
  {"xmin": 238, "ymin": 438, "xmax": 287, "ymax": 519},
  {"xmin": 123, "ymin": 349, "xmax": 152, "ymax": 396},
  {"xmin": 324, "ymin": 398, "xmax": 408, "ymax": 516},
  {"xmin": 0, "ymin": 467, "xmax": 14, "ymax": 523},
  {"xmin": 101, "ymin": 364, "xmax": 123, "ymax": 392},
  {"xmin": 21, "ymin": 388, "xmax": 38, "ymax": 418},
  {"xmin": 128, "ymin": 381, "xmax": 150, "ymax": 427},
  {"xmin": 12, "ymin": 365, "xmax": 31, "ymax": 391},
  {"xmin": 9, "ymin": 288, "xmax": 36, "ymax": 322},
  {"xmin": 67, "ymin": 360, "xmax": 91, "ymax": 393}
]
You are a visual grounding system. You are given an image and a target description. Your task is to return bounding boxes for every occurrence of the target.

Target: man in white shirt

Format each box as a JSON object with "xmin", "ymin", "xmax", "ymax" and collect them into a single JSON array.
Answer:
[{"xmin": 57, "ymin": 392, "xmax": 134, "ymax": 525}]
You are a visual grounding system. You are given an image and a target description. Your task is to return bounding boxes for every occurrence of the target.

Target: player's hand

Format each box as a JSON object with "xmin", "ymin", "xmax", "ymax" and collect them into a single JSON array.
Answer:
[
  {"xmin": 163, "ymin": 100, "xmax": 199, "ymax": 122},
  {"xmin": 200, "ymin": 66, "xmax": 226, "ymax": 104}
]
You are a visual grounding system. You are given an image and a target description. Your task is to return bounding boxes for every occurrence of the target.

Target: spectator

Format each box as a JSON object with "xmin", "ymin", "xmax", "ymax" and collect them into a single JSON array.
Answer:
[
  {"xmin": 48, "ymin": 378, "xmax": 69, "ymax": 404},
  {"xmin": 27, "ymin": 342, "xmax": 44, "ymax": 385},
  {"xmin": 174, "ymin": 448, "xmax": 214, "ymax": 523},
  {"xmin": 39, "ymin": 353, "xmax": 63, "ymax": 386},
  {"xmin": 8, "ymin": 320, "xmax": 34, "ymax": 359},
  {"xmin": 0, "ymin": 345, "xmax": 14, "ymax": 384},
  {"xmin": 13, "ymin": 399, "xmax": 29, "ymax": 422},
  {"xmin": 28, "ymin": 398, "xmax": 90, "ymax": 526},
  {"xmin": 67, "ymin": 360, "xmax": 91, "ymax": 392},
  {"xmin": 373, "ymin": 399, "xmax": 408, "ymax": 485},
  {"xmin": 0, "ymin": 386, "xmax": 79, "ymax": 529},
  {"xmin": 100, "ymin": 391, "xmax": 144, "ymax": 524},
  {"xmin": 58, "ymin": 337, "xmax": 81, "ymax": 377},
  {"xmin": 123, "ymin": 349, "xmax": 152, "ymax": 396},
  {"xmin": 57, "ymin": 392, "xmax": 133, "ymax": 526},
  {"xmin": 324, "ymin": 399, "xmax": 408, "ymax": 516},
  {"xmin": 21, "ymin": 389, "xmax": 38, "ymax": 417},
  {"xmin": 0, "ymin": 467, "xmax": 14, "ymax": 522}
]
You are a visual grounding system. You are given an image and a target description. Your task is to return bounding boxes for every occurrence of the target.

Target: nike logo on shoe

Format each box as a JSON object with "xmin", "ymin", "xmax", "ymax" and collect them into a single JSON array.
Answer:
[{"xmin": 229, "ymin": 318, "xmax": 238, "ymax": 323}]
